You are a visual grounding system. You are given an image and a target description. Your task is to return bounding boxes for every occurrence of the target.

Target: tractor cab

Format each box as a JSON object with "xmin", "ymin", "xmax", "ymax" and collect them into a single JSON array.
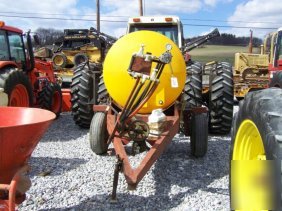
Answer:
[
  {"xmin": 127, "ymin": 16, "xmax": 184, "ymax": 48},
  {"xmin": 0, "ymin": 21, "xmax": 31, "ymax": 70}
]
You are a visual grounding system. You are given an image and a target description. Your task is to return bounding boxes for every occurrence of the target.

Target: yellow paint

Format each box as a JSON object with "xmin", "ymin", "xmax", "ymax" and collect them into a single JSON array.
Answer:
[
  {"xmin": 231, "ymin": 119, "xmax": 273, "ymax": 211},
  {"xmin": 103, "ymin": 31, "xmax": 186, "ymax": 113}
]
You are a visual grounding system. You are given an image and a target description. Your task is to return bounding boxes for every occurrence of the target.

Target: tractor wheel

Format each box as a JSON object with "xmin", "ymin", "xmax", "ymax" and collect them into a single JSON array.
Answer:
[
  {"xmin": 52, "ymin": 53, "xmax": 67, "ymax": 68},
  {"xmin": 230, "ymin": 88, "xmax": 282, "ymax": 210},
  {"xmin": 89, "ymin": 112, "xmax": 109, "ymax": 155},
  {"xmin": 182, "ymin": 62, "xmax": 203, "ymax": 136},
  {"xmin": 97, "ymin": 76, "xmax": 109, "ymax": 104},
  {"xmin": 38, "ymin": 83, "xmax": 62, "ymax": 117},
  {"xmin": 208, "ymin": 62, "xmax": 233, "ymax": 134},
  {"xmin": 190, "ymin": 112, "xmax": 208, "ymax": 157},
  {"xmin": 0, "ymin": 67, "xmax": 33, "ymax": 107},
  {"xmin": 71, "ymin": 63, "xmax": 99, "ymax": 128},
  {"xmin": 184, "ymin": 61, "xmax": 203, "ymax": 107},
  {"xmin": 269, "ymin": 71, "xmax": 282, "ymax": 88},
  {"xmin": 74, "ymin": 53, "xmax": 88, "ymax": 66}
]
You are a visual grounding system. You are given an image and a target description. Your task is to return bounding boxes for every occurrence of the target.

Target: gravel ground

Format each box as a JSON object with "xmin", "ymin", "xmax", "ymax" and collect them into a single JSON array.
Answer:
[{"xmin": 18, "ymin": 108, "xmax": 238, "ymax": 211}]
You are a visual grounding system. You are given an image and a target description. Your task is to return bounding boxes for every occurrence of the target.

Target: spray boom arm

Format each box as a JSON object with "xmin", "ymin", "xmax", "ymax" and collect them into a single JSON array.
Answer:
[{"xmin": 183, "ymin": 28, "xmax": 220, "ymax": 53}]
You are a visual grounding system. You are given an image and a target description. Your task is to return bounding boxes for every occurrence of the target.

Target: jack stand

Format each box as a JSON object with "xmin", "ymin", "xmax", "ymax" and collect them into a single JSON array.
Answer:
[{"xmin": 111, "ymin": 155, "xmax": 123, "ymax": 203}]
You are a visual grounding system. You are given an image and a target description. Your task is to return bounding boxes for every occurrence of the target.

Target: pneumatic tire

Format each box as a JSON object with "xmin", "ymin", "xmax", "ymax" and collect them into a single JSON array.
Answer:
[
  {"xmin": 89, "ymin": 112, "xmax": 109, "ymax": 155},
  {"xmin": 38, "ymin": 83, "xmax": 62, "ymax": 118},
  {"xmin": 71, "ymin": 63, "xmax": 99, "ymax": 128},
  {"xmin": 208, "ymin": 62, "xmax": 233, "ymax": 134},
  {"xmin": 97, "ymin": 76, "xmax": 109, "ymax": 104},
  {"xmin": 52, "ymin": 53, "xmax": 67, "ymax": 68},
  {"xmin": 269, "ymin": 71, "xmax": 282, "ymax": 88},
  {"xmin": 182, "ymin": 61, "xmax": 203, "ymax": 136},
  {"xmin": 230, "ymin": 88, "xmax": 282, "ymax": 210},
  {"xmin": 190, "ymin": 112, "xmax": 208, "ymax": 157},
  {"xmin": 0, "ymin": 67, "xmax": 33, "ymax": 107},
  {"xmin": 184, "ymin": 61, "xmax": 203, "ymax": 107},
  {"xmin": 74, "ymin": 53, "xmax": 88, "ymax": 66}
]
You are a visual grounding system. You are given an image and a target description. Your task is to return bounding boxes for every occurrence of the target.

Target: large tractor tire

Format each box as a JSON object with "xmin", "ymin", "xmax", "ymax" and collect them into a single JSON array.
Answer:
[
  {"xmin": 184, "ymin": 61, "xmax": 203, "ymax": 107},
  {"xmin": 89, "ymin": 112, "xmax": 109, "ymax": 155},
  {"xmin": 0, "ymin": 67, "xmax": 33, "ymax": 107},
  {"xmin": 208, "ymin": 62, "xmax": 233, "ymax": 134},
  {"xmin": 269, "ymin": 71, "xmax": 282, "ymax": 88},
  {"xmin": 190, "ymin": 112, "xmax": 208, "ymax": 157},
  {"xmin": 230, "ymin": 88, "xmax": 282, "ymax": 210},
  {"xmin": 71, "ymin": 63, "xmax": 99, "ymax": 128},
  {"xmin": 182, "ymin": 62, "xmax": 203, "ymax": 136},
  {"xmin": 38, "ymin": 83, "xmax": 62, "ymax": 118}
]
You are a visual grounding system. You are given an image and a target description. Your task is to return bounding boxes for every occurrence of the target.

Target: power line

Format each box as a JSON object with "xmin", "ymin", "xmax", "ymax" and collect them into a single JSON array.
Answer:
[
  {"xmin": 182, "ymin": 23, "xmax": 277, "ymax": 30},
  {"xmin": 0, "ymin": 11, "xmax": 128, "ymax": 18},
  {"xmin": 0, "ymin": 11, "xmax": 281, "ymax": 25},
  {"xmin": 0, "ymin": 14, "xmax": 127, "ymax": 22},
  {"xmin": 0, "ymin": 14, "xmax": 278, "ymax": 30}
]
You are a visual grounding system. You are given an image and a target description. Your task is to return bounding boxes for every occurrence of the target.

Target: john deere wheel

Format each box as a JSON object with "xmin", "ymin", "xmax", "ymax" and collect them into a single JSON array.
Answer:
[
  {"xmin": 269, "ymin": 71, "xmax": 282, "ymax": 88},
  {"xmin": 71, "ymin": 63, "xmax": 99, "ymax": 128},
  {"xmin": 89, "ymin": 112, "xmax": 109, "ymax": 155},
  {"xmin": 182, "ymin": 61, "xmax": 203, "ymax": 136},
  {"xmin": 230, "ymin": 88, "xmax": 282, "ymax": 210},
  {"xmin": 208, "ymin": 62, "xmax": 233, "ymax": 134},
  {"xmin": 0, "ymin": 67, "xmax": 33, "ymax": 107},
  {"xmin": 190, "ymin": 112, "xmax": 208, "ymax": 157},
  {"xmin": 52, "ymin": 53, "xmax": 67, "ymax": 68},
  {"xmin": 38, "ymin": 83, "xmax": 62, "ymax": 117}
]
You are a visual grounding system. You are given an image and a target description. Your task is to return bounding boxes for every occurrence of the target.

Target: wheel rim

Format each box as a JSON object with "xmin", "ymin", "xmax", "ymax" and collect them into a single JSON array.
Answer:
[
  {"xmin": 51, "ymin": 90, "xmax": 61, "ymax": 114},
  {"xmin": 232, "ymin": 119, "xmax": 271, "ymax": 210},
  {"xmin": 233, "ymin": 119, "xmax": 265, "ymax": 160},
  {"xmin": 54, "ymin": 56, "xmax": 64, "ymax": 66},
  {"xmin": 9, "ymin": 84, "xmax": 30, "ymax": 107}
]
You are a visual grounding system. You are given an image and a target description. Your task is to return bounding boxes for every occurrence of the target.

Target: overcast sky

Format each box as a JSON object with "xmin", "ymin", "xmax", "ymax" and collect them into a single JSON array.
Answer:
[{"xmin": 0, "ymin": 0, "xmax": 281, "ymax": 38}]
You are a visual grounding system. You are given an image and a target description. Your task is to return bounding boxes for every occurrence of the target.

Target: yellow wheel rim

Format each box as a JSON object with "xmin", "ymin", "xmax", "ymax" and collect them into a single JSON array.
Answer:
[
  {"xmin": 233, "ymin": 119, "xmax": 265, "ymax": 160},
  {"xmin": 54, "ymin": 55, "xmax": 64, "ymax": 66},
  {"xmin": 231, "ymin": 119, "xmax": 272, "ymax": 211}
]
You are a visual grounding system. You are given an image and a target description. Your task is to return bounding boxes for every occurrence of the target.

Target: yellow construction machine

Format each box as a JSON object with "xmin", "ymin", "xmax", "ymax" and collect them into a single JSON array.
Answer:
[{"xmin": 233, "ymin": 30, "xmax": 279, "ymax": 98}]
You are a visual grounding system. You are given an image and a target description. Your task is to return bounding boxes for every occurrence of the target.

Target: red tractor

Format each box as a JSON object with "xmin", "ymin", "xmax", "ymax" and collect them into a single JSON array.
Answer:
[{"xmin": 0, "ymin": 21, "xmax": 62, "ymax": 117}]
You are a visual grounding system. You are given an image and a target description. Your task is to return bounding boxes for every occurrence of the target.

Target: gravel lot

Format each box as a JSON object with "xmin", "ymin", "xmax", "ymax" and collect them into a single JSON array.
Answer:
[{"xmin": 18, "ymin": 108, "xmax": 237, "ymax": 211}]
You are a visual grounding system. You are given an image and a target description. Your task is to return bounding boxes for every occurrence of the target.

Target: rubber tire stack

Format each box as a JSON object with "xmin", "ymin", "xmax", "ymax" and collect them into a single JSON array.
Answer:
[
  {"xmin": 230, "ymin": 88, "xmax": 282, "ymax": 210},
  {"xmin": 0, "ymin": 67, "xmax": 33, "ymax": 106},
  {"xmin": 208, "ymin": 62, "xmax": 233, "ymax": 134}
]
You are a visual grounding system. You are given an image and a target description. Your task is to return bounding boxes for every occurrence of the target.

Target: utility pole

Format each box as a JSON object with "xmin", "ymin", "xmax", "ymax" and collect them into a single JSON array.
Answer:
[
  {"xmin": 96, "ymin": 0, "xmax": 100, "ymax": 32},
  {"xmin": 249, "ymin": 29, "xmax": 253, "ymax": 53},
  {"xmin": 139, "ymin": 0, "xmax": 143, "ymax": 16}
]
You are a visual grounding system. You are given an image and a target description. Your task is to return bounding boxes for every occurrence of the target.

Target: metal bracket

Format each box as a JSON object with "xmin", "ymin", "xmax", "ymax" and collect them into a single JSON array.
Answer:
[{"xmin": 111, "ymin": 155, "xmax": 123, "ymax": 202}]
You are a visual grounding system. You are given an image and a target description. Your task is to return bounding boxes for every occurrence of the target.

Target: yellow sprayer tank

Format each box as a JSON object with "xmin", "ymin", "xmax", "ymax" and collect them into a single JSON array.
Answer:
[{"xmin": 103, "ymin": 31, "xmax": 186, "ymax": 113}]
